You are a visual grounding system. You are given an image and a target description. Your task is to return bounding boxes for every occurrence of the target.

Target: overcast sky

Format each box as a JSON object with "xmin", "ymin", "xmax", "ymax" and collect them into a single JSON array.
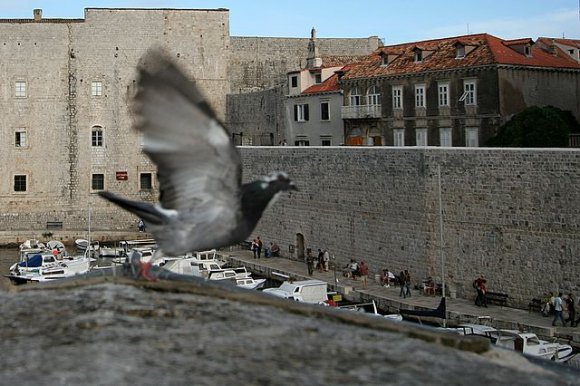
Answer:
[{"xmin": 0, "ymin": 0, "xmax": 579, "ymax": 44}]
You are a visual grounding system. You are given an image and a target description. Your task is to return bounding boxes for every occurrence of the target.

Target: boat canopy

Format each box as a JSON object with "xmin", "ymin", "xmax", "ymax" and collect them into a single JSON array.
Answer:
[{"xmin": 19, "ymin": 254, "xmax": 43, "ymax": 267}]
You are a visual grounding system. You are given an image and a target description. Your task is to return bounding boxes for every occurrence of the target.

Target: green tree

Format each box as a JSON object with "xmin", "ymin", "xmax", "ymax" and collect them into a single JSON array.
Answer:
[{"xmin": 486, "ymin": 106, "xmax": 578, "ymax": 147}]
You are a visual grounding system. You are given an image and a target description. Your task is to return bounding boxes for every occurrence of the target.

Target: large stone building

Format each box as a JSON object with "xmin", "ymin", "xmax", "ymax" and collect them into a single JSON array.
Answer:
[
  {"xmin": 0, "ymin": 8, "xmax": 380, "ymax": 231},
  {"xmin": 339, "ymin": 34, "xmax": 580, "ymax": 147}
]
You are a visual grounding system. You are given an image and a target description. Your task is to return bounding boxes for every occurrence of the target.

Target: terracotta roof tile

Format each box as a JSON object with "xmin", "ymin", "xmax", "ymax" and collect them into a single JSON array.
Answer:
[
  {"xmin": 343, "ymin": 33, "xmax": 580, "ymax": 80},
  {"xmin": 302, "ymin": 71, "xmax": 342, "ymax": 94}
]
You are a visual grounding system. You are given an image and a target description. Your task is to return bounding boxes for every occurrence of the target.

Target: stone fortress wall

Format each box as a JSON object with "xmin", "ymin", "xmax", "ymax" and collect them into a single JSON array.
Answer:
[{"xmin": 239, "ymin": 147, "xmax": 580, "ymax": 308}]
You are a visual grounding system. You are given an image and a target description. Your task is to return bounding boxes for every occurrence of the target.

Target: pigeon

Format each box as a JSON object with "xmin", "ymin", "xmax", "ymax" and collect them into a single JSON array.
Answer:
[{"xmin": 99, "ymin": 48, "xmax": 297, "ymax": 277}]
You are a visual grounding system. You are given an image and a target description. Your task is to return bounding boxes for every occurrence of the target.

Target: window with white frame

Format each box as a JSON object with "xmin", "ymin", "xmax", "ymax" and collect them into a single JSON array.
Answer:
[
  {"xmin": 415, "ymin": 84, "xmax": 426, "ymax": 108},
  {"xmin": 91, "ymin": 126, "xmax": 103, "ymax": 147},
  {"xmin": 392, "ymin": 86, "xmax": 403, "ymax": 110},
  {"xmin": 350, "ymin": 87, "xmax": 362, "ymax": 106},
  {"xmin": 367, "ymin": 85, "xmax": 381, "ymax": 105},
  {"xmin": 320, "ymin": 102, "xmax": 330, "ymax": 121},
  {"xmin": 15, "ymin": 130, "xmax": 27, "ymax": 148},
  {"xmin": 416, "ymin": 129, "xmax": 428, "ymax": 146},
  {"xmin": 91, "ymin": 81, "xmax": 103, "ymax": 96},
  {"xmin": 294, "ymin": 104, "xmax": 309, "ymax": 122},
  {"xmin": 15, "ymin": 81, "xmax": 27, "ymax": 98},
  {"xmin": 438, "ymin": 82, "xmax": 449, "ymax": 107},
  {"xmin": 295, "ymin": 137, "xmax": 310, "ymax": 146},
  {"xmin": 439, "ymin": 127, "xmax": 452, "ymax": 147},
  {"xmin": 465, "ymin": 127, "xmax": 479, "ymax": 147},
  {"xmin": 321, "ymin": 136, "xmax": 332, "ymax": 146},
  {"xmin": 393, "ymin": 129, "xmax": 405, "ymax": 146},
  {"xmin": 456, "ymin": 45, "xmax": 465, "ymax": 59},
  {"xmin": 91, "ymin": 173, "xmax": 105, "ymax": 191},
  {"xmin": 13, "ymin": 175, "xmax": 27, "ymax": 192},
  {"xmin": 460, "ymin": 80, "xmax": 477, "ymax": 105},
  {"xmin": 414, "ymin": 50, "xmax": 423, "ymax": 63}
]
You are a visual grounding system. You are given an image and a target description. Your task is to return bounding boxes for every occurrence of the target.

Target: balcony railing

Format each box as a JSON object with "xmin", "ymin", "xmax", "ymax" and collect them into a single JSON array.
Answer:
[{"xmin": 341, "ymin": 104, "xmax": 382, "ymax": 119}]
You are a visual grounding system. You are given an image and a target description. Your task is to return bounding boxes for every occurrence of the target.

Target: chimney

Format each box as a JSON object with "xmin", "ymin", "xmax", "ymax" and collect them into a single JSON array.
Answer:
[{"xmin": 33, "ymin": 9, "xmax": 42, "ymax": 22}]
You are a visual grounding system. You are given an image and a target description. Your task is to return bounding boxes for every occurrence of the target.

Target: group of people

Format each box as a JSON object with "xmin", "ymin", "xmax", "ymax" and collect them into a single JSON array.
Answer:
[
  {"xmin": 398, "ymin": 270, "xmax": 412, "ymax": 298},
  {"xmin": 342, "ymin": 259, "xmax": 370, "ymax": 288},
  {"xmin": 306, "ymin": 248, "xmax": 330, "ymax": 276},
  {"xmin": 250, "ymin": 236, "xmax": 280, "ymax": 259},
  {"xmin": 544, "ymin": 292, "xmax": 578, "ymax": 327}
]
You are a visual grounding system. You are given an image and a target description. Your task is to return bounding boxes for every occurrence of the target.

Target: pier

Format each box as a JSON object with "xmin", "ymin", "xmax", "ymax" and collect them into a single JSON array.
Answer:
[{"xmin": 225, "ymin": 249, "xmax": 580, "ymax": 347}]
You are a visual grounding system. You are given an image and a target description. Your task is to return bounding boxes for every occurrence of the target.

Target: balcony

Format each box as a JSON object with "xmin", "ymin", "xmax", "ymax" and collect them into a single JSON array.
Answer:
[{"xmin": 341, "ymin": 104, "xmax": 382, "ymax": 119}]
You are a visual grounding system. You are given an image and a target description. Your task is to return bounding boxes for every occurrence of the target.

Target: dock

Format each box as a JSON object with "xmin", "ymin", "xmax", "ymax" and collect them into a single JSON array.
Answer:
[{"xmin": 225, "ymin": 249, "xmax": 580, "ymax": 346}]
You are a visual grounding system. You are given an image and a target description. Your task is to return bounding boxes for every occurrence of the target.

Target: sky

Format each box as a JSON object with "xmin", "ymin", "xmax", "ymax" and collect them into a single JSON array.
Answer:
[{"xmin": 0, "ymin": 0, "xmax": 578, "ymax": 44}]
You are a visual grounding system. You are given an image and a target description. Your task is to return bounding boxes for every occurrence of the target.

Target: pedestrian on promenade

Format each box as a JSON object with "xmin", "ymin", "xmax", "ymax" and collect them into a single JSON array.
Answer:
[
  {"xmin": 358, "ymin": 261, "xmax": 369, "ymax": 289},
  {"xmin": 399, "ymin": 271, "xmax": 406, "ymax": 298},
  {"xmin": 251, "ymin": 239, "xmax": 258, "ymax": 259},
  {"xmin": 565, "ymin": 293, "xmax": 576, "ymax": 327},
  {"xmin": 306, "ymin": 248, "xmax": 314, "ymax": 276},
  {"xmin": 552, "ymin": 292, "xmax": 567, "ymax": 327},
  {"xmin": 317, "ymin": 249, "xmax": 324, "ymax": 272},
  {"xmin": 322, "ymin": 249, "xmax": 330, "ymax": 272},
  {"xmin": 256, "ymin": 236, "xmax": 263, "ymax": 259},
  {"xmin": 404, "ymin": 270, "xmax": 412, "ymax": 297}
]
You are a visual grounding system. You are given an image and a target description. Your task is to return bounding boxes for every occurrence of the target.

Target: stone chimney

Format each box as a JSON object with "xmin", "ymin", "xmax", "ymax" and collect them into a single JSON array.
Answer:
[
  {"xmin": 33, "ymin": 9, "xmax": 42, "ymax": 22},
  {"xmin": 306, "ymin": 27, "xmax": 322, "ymax": 69}
]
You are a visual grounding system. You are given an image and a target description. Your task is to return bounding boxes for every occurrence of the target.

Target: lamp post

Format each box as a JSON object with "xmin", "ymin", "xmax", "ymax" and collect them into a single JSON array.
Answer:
[{"xmin": 437, "ymin": 164, "xmax": 446, "ymax": 328}]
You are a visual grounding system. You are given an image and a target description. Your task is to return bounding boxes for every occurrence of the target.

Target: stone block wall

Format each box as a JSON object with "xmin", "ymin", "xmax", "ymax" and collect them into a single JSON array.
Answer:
[{"xmin": 239, "ymin": 147, "xmax": 580, "ymax": 307}]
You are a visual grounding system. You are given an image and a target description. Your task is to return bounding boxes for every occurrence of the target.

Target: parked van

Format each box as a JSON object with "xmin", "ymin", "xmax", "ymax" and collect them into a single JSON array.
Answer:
[{"xmin": 263, "ymin": 280, "xmax": 328, "ymax": 303}]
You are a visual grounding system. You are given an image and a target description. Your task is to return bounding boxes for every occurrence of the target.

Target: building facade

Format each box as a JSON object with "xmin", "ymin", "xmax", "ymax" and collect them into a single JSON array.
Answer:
[{"xmin": 339, "ymin": 34, "xmax": 580, "ymax": 147}]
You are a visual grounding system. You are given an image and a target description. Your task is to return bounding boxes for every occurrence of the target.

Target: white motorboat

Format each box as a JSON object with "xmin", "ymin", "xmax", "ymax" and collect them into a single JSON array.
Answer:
[
  {"xmin": 7, "ymin": 248, "xmax": 91, "ymax": 284},
  {"xmin": 448, "ymin": 324, "xmax": 575, "ymax": 362},
  {"xmin": 235, "ymin": 277, "xmax": 267, "ymax": 290},
  {"xmin": 75, "ymin": 239, "xmax": 100, "ymax": 252}
]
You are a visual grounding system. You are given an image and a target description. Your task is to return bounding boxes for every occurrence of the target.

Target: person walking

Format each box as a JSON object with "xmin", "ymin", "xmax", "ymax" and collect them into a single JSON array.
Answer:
[
  {"xmin": 404, "ymin": 270, "xmax": 412, "ymax": 297},
  {"xmin": 256, "ymin": 236, "xmax": 263, "ymax": 259},
  {"xmin": 322, "ymin": 249, "xmax": 330, "ymax": 272},
  {"xmin": 306, "ymin": 249, "xmax": 314, "ymax": 276},
  {"xmin": 358, "ymin": 261, "xmax": 369, "ymax": 289},
  {"xmin": 565, "ymin": 293, "xmax": 576, "ymax": 327},
  {"xmin": 399, "ymin": 271, "xmax": 406, "ymax": 298},
  {"xmin": 552, "ymin": 292, "xmax": 567, "ymax": 327}
]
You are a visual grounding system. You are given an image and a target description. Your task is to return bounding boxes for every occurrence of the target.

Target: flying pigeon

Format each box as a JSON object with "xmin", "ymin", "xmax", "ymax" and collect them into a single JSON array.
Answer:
[{"xmin": 99, "ymin": 48, "xmax": 297, "ymax": 277}]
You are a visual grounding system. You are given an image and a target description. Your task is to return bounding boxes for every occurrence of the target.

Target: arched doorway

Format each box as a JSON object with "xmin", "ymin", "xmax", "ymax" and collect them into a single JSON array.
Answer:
[{"xmin": 296, "ymin": 233, "xmax": 305, "ymax": 261}]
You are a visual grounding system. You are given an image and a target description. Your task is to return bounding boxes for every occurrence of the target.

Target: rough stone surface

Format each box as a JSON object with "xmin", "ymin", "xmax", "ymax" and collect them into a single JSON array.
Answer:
[{"xmin": 0, "ymin": 279, "xmax": 577, "ymax": 385}]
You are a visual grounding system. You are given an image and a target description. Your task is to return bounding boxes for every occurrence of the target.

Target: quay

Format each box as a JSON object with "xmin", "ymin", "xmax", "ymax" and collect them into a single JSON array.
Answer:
[{"xmin": 225, "ymin": 249, "xmax": 580, "ymax": 347}]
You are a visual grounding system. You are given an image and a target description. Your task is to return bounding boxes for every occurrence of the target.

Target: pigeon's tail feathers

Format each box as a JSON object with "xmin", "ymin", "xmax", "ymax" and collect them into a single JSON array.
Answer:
[{"xmin": 98, "ymin": 191, "xmax": 165, "ymax": 225}]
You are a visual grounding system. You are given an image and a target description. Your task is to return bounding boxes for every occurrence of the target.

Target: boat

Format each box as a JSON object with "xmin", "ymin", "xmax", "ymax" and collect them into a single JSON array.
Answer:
[
  {"xmin": 447, "ymin": 324, "xmax": 575, "ymax": 363},
  {"xmin": 235, "ymin": 277, "xmax": 267, "ymax": 290},
  {"xmin": 400, "ymin": 297, "xmax": 446, "ymax": 325},
  {"xmin": 6, "ymin": 247, "xmax": 91, "ymax": 284},
  {"xmin": 75, "ymin": 238, "xmax": 100, "ymax": 252}
]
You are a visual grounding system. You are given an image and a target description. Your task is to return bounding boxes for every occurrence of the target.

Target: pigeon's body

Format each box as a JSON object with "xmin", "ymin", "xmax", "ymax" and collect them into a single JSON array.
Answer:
[{"xmin": 99, "ymin": 49, "xmax": 296, "ymax": 259}]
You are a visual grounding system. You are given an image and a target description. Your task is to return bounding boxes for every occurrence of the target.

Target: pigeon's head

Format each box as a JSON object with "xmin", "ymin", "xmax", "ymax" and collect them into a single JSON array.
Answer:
[{"xmin": 259, "ymin": 172, "xmax": 298, "ymax": 193}]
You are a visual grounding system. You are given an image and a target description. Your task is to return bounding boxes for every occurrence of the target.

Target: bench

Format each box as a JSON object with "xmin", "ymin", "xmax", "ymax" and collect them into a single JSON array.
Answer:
[
  {"xmin": 528, "ymin": 298, "xmax": 542, "ymax": 313},
  {"xmin": 46, "ymin": 221, "xmax": 63, "ymax": 230},
  {"xmin": 486, "ymin": 291, "xmax": 508, "ymax": 307}
]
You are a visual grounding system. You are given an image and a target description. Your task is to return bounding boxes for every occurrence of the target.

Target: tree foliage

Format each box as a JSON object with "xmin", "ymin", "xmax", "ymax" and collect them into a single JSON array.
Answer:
[{"xmin": 486, "ymin": 106, "xmax": 579, "ymax": 147}]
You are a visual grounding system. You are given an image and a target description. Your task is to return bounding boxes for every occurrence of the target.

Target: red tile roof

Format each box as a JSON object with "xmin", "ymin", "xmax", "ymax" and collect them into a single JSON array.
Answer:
[
  {"xmin": 302, "ymin": 71, "xmax": 342, "ymax": 94},
  {"xmin": 342, "ymin": 33, "xmax": 580, "ymax": 80}
]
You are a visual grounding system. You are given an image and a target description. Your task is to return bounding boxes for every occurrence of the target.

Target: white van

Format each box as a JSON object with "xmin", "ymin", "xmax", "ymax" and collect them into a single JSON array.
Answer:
[{"xmin": 263, "ymin": 280, "xmax": 328, "ymax": 304}]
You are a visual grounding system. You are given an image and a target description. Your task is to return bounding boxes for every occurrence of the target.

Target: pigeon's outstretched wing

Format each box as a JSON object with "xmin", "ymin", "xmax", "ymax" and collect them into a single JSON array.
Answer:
[{"xmin": 134, "ymin": 48, "xmax": 242, "ymax": 213}]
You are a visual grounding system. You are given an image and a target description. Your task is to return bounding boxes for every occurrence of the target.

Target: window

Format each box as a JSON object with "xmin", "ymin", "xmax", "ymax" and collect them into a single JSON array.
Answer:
[
  {"xmin": 393, "ymin": 129, "xmax": 405, "ymax": 146},
  {"xmin": 15, "ymin": 130, "xmax": 27, "ymax": 147},
  {"xmin": 321, "ymin": 137, "xmax": 332, "ymax": 146},
  {"xmin": 314, "ymin": 73, "xmax": 322, "ymax": 84},
  {"xmin": 294, "ymin": 104, "xmax": 309, "ymax": 122},
  {"xmin": 140, "ymin": 173, "xmax": 153, "ymax": 191},
  {"xmin": 466, "ymin": 127, "xmax": 479, "ymax": 147},
  {"xmin": 291, "ymin": 76, "xmax": 298, "ymax": 88},
  {"xmin": 14, "ymin": 175, "xmax": 27, "ymax": 192},
  {"xmin": 91, "ymin": 126, "xmax": 103, "ymax": 147},
  {"xmin": 91, "ymin": 81, "xmax": 103, "ymax": 96},
  {"xmin": 456, "ymin": 45, "xmax": 465, "ymax": 59},
  {"xmin": 524, "ymin": 45, "xmax": 531, "ymax": 57},
  {"xmin": 415, "ymin": 84, "xmax": 425, "ymax": 108},
  {"xmin": 460, "ymin": 80, "xmax": 477, "ymax": 105},
  {"xmin": 320, "ymin": 102, "xmax": 330, "ymax": 121},
  {"xmin": 440, "ymin": 128, "xmax": 452, "ymax": 147},
  {"xmin": 91, "ymin": 174, "xmax": 105, "ymax": 191},
  {"xmin": 15, "ymin": 81, "xmax": 27, "ymax": 98},
  {"xmin": 350, "ymin": 87, "xmax": 361, "ymax": 106},
  {"xmin": 392, "ymin": 86, "xmax": 403, "ymax": 110},
  {"xmin": 295, "ymin": 138, "xmax": 310, "ymax": 146},
  {"xmin": 438, "ymin": 82, "xmax": 449, "ymax": 107},
  {"xmin": 380, "ymin": 55, "xmax": 388, "ymax": 66},
  {"xmin": 367, "ymin": 85, "xmax": 381, "ymax": 105},
  {"xmin": 414, "ymin": 50, "xmax": 423, "ymax": 63},
  {"xmin": 416, "ymin": 129, "xmax": 427, "ymax": 146}
]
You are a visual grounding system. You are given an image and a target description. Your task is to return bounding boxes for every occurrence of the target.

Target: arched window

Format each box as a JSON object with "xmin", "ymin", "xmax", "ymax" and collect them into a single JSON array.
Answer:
[
  {"xmin": 367, "ymin": 85, "xmax": 381, "ymax": 105},
  {"xmin": 350, "ymin": 87, "xmax": 361, "ymax": 106},
  {"xmin": 91, "ymin": 125, "xmax": 103, "ymax": 147}
]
